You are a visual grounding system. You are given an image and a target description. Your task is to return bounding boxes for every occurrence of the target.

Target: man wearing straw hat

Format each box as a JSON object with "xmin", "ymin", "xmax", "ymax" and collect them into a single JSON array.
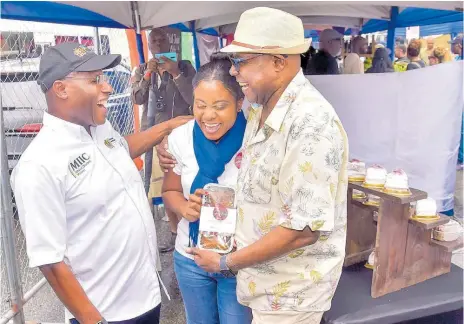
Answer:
[{"xmin": 183, "ymin": 7, "xmax": 349, "ymax": 324}]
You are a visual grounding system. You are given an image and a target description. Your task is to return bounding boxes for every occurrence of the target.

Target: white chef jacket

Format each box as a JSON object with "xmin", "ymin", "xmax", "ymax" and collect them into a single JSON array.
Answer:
[{"xmin": 11, "ymin": 112, "xmax": 162, "ymax": 321}]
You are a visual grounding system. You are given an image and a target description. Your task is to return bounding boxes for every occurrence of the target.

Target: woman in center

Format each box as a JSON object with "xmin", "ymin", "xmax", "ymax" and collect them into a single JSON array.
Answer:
[{"xmin": 162, "ymin": 56, "xmax": 252, "ymax": 324}]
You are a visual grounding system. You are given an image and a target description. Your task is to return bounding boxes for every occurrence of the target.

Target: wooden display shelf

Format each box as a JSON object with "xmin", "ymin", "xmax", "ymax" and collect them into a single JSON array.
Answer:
[
  {"xmin": 344, "ymin": 248, "xmax": 374, "ymax": 267},
  {"xmin": 352, "ymin": 199, "xmax": 379, "ymax": 212},
  {"xmin": 349, "ymin": 182, "xmax": 427, "ymax": 204},
  {"xmin": 430, "ymin": 237, "xmax": 464, "ymax": 252},
  {"xmin": 345, "ymin": 183, "xmax": 453, "ymax": 298},
  {"xmin": 410, "ymin": 214, "xmax": 450, "ymax": 230},
  {"xmin": 373, "ymin": 212, "xmax": 450, "ymax": 230}
]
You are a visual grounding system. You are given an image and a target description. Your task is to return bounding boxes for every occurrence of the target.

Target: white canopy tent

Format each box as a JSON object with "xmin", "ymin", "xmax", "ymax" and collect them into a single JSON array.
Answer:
[{"xmin": 57, "ymin": 1, "xmax": 463, "ymax": 32}]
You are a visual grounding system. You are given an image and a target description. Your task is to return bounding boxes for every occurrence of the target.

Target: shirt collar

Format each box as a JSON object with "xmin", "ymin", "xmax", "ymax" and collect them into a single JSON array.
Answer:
[
  {"xmin": 255, "ymin": 69, "xmax": 306, "ymax": 133},
  {"xmin": 42, "ymin": 112, "xmax": 93, "ymax": 142}
]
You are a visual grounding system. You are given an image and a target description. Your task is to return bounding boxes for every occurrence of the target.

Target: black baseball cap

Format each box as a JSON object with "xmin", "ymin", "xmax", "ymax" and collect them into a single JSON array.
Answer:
[{"xmin": 37, "ymin": 42, "xmax": 121, "ymax": 93}]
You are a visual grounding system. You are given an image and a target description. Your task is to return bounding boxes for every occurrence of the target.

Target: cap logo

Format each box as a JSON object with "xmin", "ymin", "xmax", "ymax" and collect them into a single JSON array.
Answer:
[{"xmin": 74, "ymin": 45, "xmax": 90, "ymax": 57}]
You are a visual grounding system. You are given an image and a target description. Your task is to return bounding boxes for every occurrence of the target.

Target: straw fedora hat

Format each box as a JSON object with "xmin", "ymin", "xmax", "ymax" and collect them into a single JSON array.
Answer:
[{"xmin": 221, "ymin": 7, "xmax": 311, "ymax": 55}]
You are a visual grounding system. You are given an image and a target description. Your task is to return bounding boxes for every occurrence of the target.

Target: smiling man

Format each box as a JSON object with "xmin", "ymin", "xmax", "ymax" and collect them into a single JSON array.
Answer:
[
  {"xmin": 186, "ymin": 7, "xmax": 349, "ymax": 324},
  {"xmin": 11, "ymin": 42, "xmax": 191, "ymax": 324}
]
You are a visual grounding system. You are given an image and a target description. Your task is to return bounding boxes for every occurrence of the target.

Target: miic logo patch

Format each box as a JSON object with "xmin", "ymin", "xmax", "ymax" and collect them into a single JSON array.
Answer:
[{"xmin": 74, "ymin": 45, "xmax": 90, "ymax": 57}]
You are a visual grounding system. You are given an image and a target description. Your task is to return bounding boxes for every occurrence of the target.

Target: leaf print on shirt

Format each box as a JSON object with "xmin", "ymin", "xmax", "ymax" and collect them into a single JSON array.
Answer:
[
  {"xmin": 253, "ymin": 263, "xmax": 278, "ymax": 275},
  {"xmin": 330, "ymin": 183, "xmax": 336, "ymax": 199},
  {"xmin": 302, "ymin": 144, "xmax": 315, "ymax": 157},
  {"xmin": 248, "ymin": 108, "xmax": 256, "ymax": 122},
  {"xmin": 254, "ymin": 211, "xmax": 276, "ymax": 236},
  {"xmin": 272, "ymin": 281, "xmax": 291, "ymax": 298},
  {"xmin": 299, "ymin": 161, "xmax": 313, "ymax": 174},
  {"xmin": 269, "ymin": 281, "xmax": 291, "ymax": 310},
  {"xmin": 238, "ymin": 207, "xmax": 245, "ymax": 224},
  {"xmin": 284, "ymin": 91, "xmax": 297, "ymax": 104},
  {"xmin": 267, "ymin": 144, "xmax": 279, "ymax": 157},
  {"xmin": 295, "ymin": 187, "xmax": 314, "ymax": 202},
  {"xmin": 292, "ymin": 284, "xmax": 311, "ymax": 307},
  {"xmin": 310, "ymin": 270, "xmax": 323, "ymax": 283},
  {"xmin": 325, "ymin": 146, "xmax": 342, "ymax": 171},
  {"xmin": 288, "ymin": 249, "xmax": 305, "ymax": 258},
  {"xmin": 306, "ymin": 244, "xmax": 340, "ymax": 260},
  {"xmin": 280, "ymin": 176, "xmax": 294, "ymax": 199},
  {"xmin": 248, "ymin": 281, "xmax": 257, "ymax": 296},
  {"xmin": 281, "ymin": 204, "xmax": 292, "ymax": 219},
  {"xmin": 318, "ymin": 234, "xmax": 330, "ymax": 241},
  {"xmin": 311, "ymin": 220, "xmax": 325, "ymax": 231}
]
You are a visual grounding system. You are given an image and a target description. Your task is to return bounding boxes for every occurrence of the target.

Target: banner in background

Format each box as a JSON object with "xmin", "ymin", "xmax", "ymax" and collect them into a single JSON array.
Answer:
[
  {"xmin": 308, "ymin": 61, "xmax": 463, "ymax": 212},
  {"xmin": 196, "ymin": 33, "xmax": 220, "ymax": 66},
  {"xmin": 162, "ymin": 26, "xmax": 181, "ymax": 56},
  {"xmin": 181, "ymin": 31, "xmax": 194, "ymax": 65}
]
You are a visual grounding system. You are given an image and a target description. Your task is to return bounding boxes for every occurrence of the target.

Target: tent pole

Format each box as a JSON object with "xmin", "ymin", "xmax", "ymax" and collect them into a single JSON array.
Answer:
[
  {"xmin": 191, "ymin": 21, "xmax": 201, "ymax": 69},
  {"xmin": 93, "ymin": 27, "xmax": 102, "ymax": 55},
  {"xmin": 131, "ymin": 1, "xmax": 145, "ymax": 64},
  {"xmin": 136, "ymin": 33, "xmax": 145, "ymax": 64},
  {"xmin": 387, "ymin": 6, "xmax": 399, "ymax": 60}
]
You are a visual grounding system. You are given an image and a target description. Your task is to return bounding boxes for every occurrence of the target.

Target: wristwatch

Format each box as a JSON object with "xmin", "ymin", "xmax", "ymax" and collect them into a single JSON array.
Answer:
[
  {"xmin": 220, "ymin": 255, "xmax": 236, "ymax": 278},
  {"xmin": 96, "ymin": 319, "xmax": 108, "ymax": 324}
]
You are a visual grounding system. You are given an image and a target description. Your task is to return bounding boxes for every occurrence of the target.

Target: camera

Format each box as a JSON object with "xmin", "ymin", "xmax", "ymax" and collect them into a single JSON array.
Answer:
[{"xmin": 155, "ymin": 96, "xmax": 166, "ymax": 111}]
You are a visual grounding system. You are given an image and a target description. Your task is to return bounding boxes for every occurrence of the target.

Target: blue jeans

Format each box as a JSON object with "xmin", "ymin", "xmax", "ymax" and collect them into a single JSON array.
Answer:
[
  {"xmin": 174, "ymin": 251, "xmax": 252, "ymax": 324},
  {"xmin": 69, "ymin": 304, "xmax": 160, "ymax": 324}
]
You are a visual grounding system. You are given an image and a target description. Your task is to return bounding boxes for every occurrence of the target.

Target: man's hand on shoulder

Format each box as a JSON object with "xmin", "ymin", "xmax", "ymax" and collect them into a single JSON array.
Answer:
[{"xmin": 156, "ymin": 137, "xmax": 177, "ymax": 172}]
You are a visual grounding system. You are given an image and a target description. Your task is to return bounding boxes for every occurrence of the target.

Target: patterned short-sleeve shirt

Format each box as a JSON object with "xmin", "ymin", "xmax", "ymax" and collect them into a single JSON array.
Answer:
[{"xmin": 235, "ymin": 70, "xmax": 349, "ymax": 313}]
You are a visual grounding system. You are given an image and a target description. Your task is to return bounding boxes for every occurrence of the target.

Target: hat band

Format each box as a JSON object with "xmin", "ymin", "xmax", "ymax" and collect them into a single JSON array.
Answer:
[{"xmin": 231, "ymin": 41, "xmax": 282, "ymax": 50}]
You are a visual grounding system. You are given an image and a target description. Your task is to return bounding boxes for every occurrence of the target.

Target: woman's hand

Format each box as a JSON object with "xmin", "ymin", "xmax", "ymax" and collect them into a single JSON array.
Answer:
[{"xmin": 180, "ymin": 189, "xmax": 205, "ymax": 222}]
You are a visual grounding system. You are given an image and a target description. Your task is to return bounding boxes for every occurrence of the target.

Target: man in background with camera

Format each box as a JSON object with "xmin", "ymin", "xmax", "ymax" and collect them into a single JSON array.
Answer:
[{"xmin": 132, "ymin": 28, "xmax": 195, "ymax": 253}]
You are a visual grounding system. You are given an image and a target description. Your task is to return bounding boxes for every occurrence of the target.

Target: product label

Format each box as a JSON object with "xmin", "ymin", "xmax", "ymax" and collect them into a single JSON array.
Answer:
[{"xmin": 199, "ymin": 206, "xmax": 237, "ymax": 235}]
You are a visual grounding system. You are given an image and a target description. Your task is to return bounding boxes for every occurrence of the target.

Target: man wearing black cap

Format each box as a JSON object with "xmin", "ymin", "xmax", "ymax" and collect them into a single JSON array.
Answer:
[{"xmin": 10, "ymin": 42, "xmax": 191, "ymax": 324}]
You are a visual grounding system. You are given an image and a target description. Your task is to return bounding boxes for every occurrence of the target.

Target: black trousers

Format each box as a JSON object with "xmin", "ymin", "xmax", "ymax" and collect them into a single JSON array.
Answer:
[{"xmin": 70, "ymin": 304, "xmax": 161, "ymax": 324}]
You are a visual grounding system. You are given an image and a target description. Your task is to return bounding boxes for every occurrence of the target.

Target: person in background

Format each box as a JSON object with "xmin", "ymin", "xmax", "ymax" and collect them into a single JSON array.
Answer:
[
  {"xmin": 131, "ymin": 28, "xmax": 196, "ymax": 253},
  {"xmin": 301, "ymin": 46, "xmax": 317, "ymax": 71},
  {"xmin": 11, "ymin": 43, "xmax": 191, "ymax": 324},
  {"xmin": 344, "ymin": 36, "xmax": 367, "ymax": 74},
  {"xmin": 185, "ymin": 7, "xmax": 348, "ymax": 323},
  {"xmin": 450, "ymin": 35, "xmax": 463, "ymax": 61},
  {"xmin": 366, "ymin": 47, "xmax": 394, "ymax": 73},
  {"xmin": 393, "ymin": 43, "xmax": 410, "ymax": 72},
  {"xmin": 305, "ymin": 29, "xmax": 342, "ymax": 75},
  {"xmin": 406, "ymin": 39, "xmax": 426, "ymax": 70},
  {"xmin": 162, "ymin": 55, "xmax": 252, "ymax": 324},
  {"xmin": 450, "ymin": 35, "xmax": 464, "ymax": 169},
  {"xmin": 420, "ymin": 37, "xmax": 435, "ymax": 65},
  {"xmin": 428, "ymin": 47, "xmax": 452, "ymax": 66}
]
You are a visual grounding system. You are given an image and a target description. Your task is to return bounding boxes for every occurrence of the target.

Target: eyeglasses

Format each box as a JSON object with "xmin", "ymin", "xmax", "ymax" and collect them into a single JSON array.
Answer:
[
  {"xmin": 64, "ymin": 74, "xmax": 110, "ymax": 84},
  {"xmin": 229, "ymin": 54, "xmax": 288, "ymax": 72}
]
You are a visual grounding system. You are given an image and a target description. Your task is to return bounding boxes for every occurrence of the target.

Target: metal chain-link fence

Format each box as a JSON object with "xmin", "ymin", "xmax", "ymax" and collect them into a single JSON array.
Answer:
[{"xmin": 1, "ymin": 20, "xmax": 134, "ymax": 323}]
